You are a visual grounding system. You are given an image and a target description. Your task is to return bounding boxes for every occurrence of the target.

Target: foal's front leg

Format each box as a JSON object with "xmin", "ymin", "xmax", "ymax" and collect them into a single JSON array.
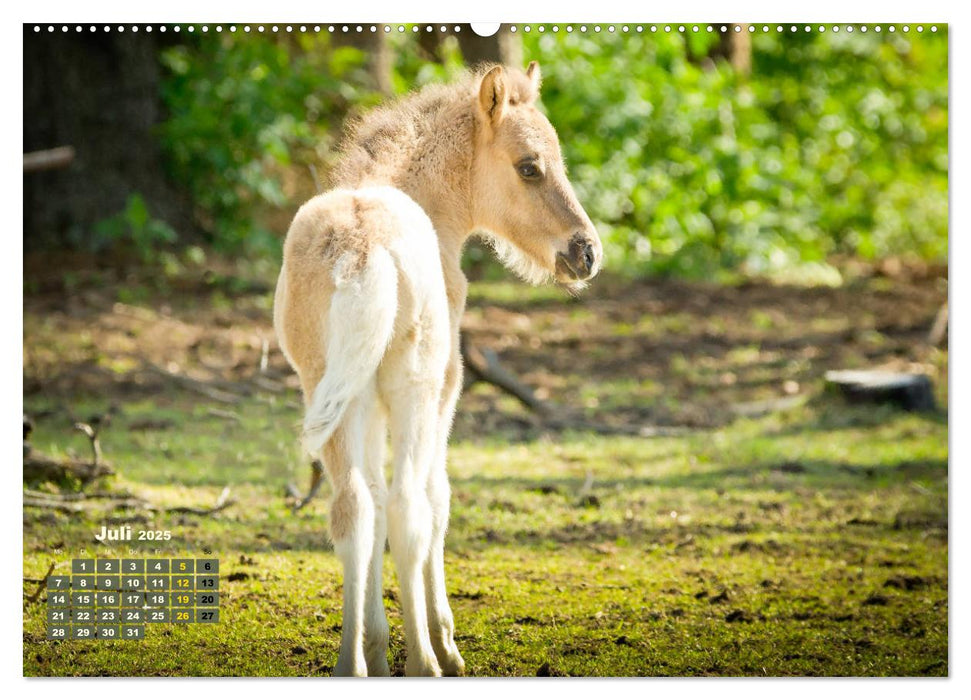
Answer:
[
  {"xmin": 424, "ymin": 459, "xmax": 465, "ymax": 675},
  {"xmin": 423, "ymin": 350, "xmax": 466, "ymax": 675}
]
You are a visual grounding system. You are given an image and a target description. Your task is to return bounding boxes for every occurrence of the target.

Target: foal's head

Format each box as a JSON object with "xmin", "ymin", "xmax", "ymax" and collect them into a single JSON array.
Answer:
[{"xmin": 471, "ymin": 62, "xmax": 603, "ymax": 290}]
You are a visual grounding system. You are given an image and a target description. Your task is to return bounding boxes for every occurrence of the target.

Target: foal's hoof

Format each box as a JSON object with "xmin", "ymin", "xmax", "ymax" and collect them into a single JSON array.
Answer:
[
  {"xmin": 405, "ymin": 656, "xmax": 443, "ymax": 677},
  {"xmin": 333, "ymin": 653, "xmax": 368, "ymax": 677},
  {"xmin": 441, "ymin": 652, "xmax": 466, "ymax": 677}
]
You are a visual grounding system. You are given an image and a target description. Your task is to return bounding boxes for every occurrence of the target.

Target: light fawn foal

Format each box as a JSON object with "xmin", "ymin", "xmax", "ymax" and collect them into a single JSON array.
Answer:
[{"xmin": 274, "ymin": 62, "xmax": 602, "ymax": 677}]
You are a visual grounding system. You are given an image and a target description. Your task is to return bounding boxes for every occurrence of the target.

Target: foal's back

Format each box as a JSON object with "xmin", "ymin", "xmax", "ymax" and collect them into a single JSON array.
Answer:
[{"xmin": 274, "ymin": 185, "xmax": 448, "ymax": 421}]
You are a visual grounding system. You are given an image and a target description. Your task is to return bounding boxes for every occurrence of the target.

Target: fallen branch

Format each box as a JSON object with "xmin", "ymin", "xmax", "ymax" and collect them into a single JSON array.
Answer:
[
  {"xmin": 23, "ymin": 451, "xmax": 114, "ymax": 485},
  {"xmin": 24, "ymin": 493, "xmax": 149, "ymax": 513},
  {"xmin": 25, "ymin": 563, "xmax": 56, "ymax": 604},
  {"xmin": 459, "ymin": 335, "xmax": 689, "ymax": 437},
  {"xmin": 144, "ymin": 362, "xmax": 245, "ymax": 405},
  {"xmin": 460, "ymin": 335, "xmax": 552, "ymax": 415}
]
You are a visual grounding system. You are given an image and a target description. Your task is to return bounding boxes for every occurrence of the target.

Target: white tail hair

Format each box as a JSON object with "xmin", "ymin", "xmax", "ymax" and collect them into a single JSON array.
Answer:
[{"xmin": 302, "ymin": 248, "xmax": 398, "ymax": 454}]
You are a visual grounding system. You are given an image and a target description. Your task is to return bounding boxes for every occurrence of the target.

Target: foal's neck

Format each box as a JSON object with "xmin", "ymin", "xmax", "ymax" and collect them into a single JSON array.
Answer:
[{"xmin": 388, "ymin": 114, "xmax": 477, "ymax": 318}]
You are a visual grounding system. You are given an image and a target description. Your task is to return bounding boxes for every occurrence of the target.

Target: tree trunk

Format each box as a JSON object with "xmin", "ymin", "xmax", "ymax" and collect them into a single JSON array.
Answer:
[
  {"xmin": 332, "ymin": 29, "xmax": 393, "ymax": 96},
  {"xmin": 709, "ymin": 24, "xmax": 752, "ymax": 77},
  {"xmin": 23, "ymin": 26, "xmax": 197, "ymax": 251},
  {"xmin": 456, "ymin": 24, "xmax": 523, "ymax": 68}
]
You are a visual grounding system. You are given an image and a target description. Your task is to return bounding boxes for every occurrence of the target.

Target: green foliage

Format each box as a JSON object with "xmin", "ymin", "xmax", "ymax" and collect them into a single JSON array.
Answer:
[
  {"xmin": 156, "ymin": 28, "xmax": 947, "ymax": 278},
  {"xmin": 524, "ymin": 27, "xmax": 948, "ymax": 278},
  {"xmin": 93, "ymin": 193, "xmax": 177, "ymax": 263},
  {"xmin": 158, "ymin": 34, "xmax": 378, "ymax": 254},
  {"xmin": 386, "ymin": 30, "xmax": 468, "ymax": 92}
]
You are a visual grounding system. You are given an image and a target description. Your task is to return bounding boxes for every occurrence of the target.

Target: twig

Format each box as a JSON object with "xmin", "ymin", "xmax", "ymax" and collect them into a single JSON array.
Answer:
[
  {"xmin": 250, "ymin": 375, "xmax": 287, "ymax": 394},
  {"xmin": 578, "ymin": 470, "xmax": 594, "ymax": 499},
  {"xmin": 25, "ymin": 563, "xmax": 56, "ymax": 603},
  {"xmin": 73, "ymin": 422, "xmax": 102, "ymax": 467},
  {"xmin": 206, "ymin": 407, "xmax": 242, "ymax": 423},
  {"xmin": 144, "ymin": 361, "xmax": 244, "ymax": 405},
  {"xmin": 928, "ymin": 302, "xmax": 948, "ymax": 347},
  {"xmin": 289, "ymin": 460, "xmax": 326, "ymax": 512},
  {"xmin": 23, "ymin": 489, "xmax": 137, "ymax": 502},
  {"xmin": 23, "ymin": 496, "xmax": 83, "ymax": 513},
  {"xmin": 164, "ymin": 487, "xmax": 236, "ymax": 516},
  {"xmin": 260, "ymin": 337, "xmax": 270, "ymax": 373}
]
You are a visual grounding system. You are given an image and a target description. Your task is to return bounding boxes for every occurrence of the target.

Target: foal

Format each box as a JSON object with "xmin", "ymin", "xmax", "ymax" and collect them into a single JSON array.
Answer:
[{"xmin": 274, "ymin": 62, "xmax": 602, "ymax": 677}]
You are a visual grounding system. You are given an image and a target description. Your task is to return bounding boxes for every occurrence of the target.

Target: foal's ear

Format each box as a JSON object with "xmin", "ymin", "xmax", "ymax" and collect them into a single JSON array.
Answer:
[
  {"xmin": 525, "ymin": 61, "xmax": 542, "ymax": 94},
  {"xmin": 478, "ymin": 65, "xmax": 508, "ymax": 126}
]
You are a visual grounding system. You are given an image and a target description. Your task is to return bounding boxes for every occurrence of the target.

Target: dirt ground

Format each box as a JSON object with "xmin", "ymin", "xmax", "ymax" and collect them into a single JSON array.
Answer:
[{"xmin": 23, "ymin": 253, "xmax": 949, "ymax": 438}]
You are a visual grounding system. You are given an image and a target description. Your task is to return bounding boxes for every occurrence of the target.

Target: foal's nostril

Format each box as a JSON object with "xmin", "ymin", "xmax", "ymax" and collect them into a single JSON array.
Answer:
[
  {"xmin": 566, "ymin": 234, "xmax": 598, "ymax": 280},
  {"xmin": 582, "ymin": 244, "xmax": 595, "ymax": 274}
]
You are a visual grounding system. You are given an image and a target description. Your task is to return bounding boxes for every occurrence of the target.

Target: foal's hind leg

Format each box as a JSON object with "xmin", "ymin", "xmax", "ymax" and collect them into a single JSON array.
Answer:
[
  {"xmin": 361, "ymin": 390, "xmax": 391, "ymax": 676},
  {"xmin": 381, "ymin": 344, "xmax": 447, "ymax": 676},
  {"xmin": 322, "ymin": 401, "xmax": 374, "ymax": 677}
]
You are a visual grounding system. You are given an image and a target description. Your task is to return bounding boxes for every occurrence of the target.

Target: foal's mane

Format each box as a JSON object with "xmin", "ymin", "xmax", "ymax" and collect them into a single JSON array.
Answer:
[{"xmin": 332, "ymin": 65, "xmax": 539, "ymax": 189}]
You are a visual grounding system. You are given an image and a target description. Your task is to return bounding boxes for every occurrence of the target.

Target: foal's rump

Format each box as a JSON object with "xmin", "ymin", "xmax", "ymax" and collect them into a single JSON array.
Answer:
[{"xmin": 273, "ymin": 185, "xmax": 447, "ymax": 455}]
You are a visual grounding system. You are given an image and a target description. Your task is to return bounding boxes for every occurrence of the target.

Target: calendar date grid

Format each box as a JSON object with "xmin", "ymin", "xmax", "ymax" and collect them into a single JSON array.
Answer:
[{"xmin": 46, "ymin": 558, "xmax": 220, "ymax": 640}]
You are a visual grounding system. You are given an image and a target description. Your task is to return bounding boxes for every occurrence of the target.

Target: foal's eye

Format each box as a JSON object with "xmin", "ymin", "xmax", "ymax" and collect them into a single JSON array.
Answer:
[{"xmin": 516, "ymin": 162, "xmax": 541, "ymax": 180}]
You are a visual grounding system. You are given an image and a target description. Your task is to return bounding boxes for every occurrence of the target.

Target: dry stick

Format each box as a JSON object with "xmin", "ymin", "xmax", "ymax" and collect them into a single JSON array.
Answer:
[
  {"xmin": 928, "ymin": 301, "xmax": 948, "ymax": 347},
  {"xmin": 250, "ymin": 375, "xmax": 287, "ymax": 394},
  {"xmin": 259, "ymin": 337, "xmax": 270, "ymax": 373},
  {"xmin": 73, "ymin": 422, "xmax": 102, "ymax": 467},
  {"xmin": 23, "ymin": 489, "xmax": 138, "ymax": 502},
  {"xmin": 206, "ymin": 407, "xmax": 242, "ymax": 423},
  {"xmin": 25, "ymin": 563, "xmax": 56, "ymax": 603},
  {"xmin": 289, "ymin": 460, "xmax": 325, "ymax": 513},
  {"xmin": 165, "ymin": 487, "xmax": 236, "ymax": 516},
  {"xmin": 143, "ymin": 361, "xmax": 244, "ymax": 405}
]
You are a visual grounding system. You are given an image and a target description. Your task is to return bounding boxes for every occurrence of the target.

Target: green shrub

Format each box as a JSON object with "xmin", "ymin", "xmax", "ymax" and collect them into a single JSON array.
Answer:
[
  {"xmin": 158, "ymin": 33, "xmax": 378, "ymax": 255},
  {"xmin": 524, "ymin": 27, "xmax": 948, "ymax": 279}
]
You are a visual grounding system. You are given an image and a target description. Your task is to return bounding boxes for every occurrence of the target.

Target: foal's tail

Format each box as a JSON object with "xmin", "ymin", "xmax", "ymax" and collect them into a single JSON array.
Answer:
[{"xmin": 302, "ymin": 248, "xmax": 398, "ymax": 455}]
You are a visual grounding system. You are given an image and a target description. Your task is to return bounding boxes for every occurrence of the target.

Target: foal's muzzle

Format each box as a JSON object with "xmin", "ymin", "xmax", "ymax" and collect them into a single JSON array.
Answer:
[{"xmin": 555, "ymin": 233, "xmax": 601, "ymax": 282}]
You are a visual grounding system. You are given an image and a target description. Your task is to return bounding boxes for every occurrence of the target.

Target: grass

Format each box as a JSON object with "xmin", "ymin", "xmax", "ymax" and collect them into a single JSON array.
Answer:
[
  {"xmin": 22, "ymin": 394, "xmax": 947, "ymax": 676},
  {"xmin": 22, "ymin": 272, "xmax": 948, "ymax": 676}
]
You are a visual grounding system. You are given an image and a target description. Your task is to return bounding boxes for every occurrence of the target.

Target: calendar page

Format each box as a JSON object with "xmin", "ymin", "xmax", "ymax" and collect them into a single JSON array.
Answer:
[{"xmin": 22, "ymin": 18, "xmax": 950, "ymax": 679}]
